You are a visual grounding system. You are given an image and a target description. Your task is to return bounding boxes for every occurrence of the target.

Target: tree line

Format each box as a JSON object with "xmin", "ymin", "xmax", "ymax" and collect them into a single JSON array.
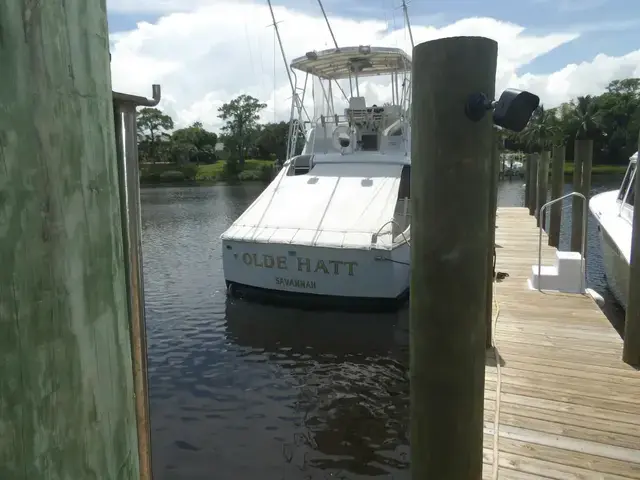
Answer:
[
  {"xmin": 503, "ymin": 78, "xmax": 640, "ymax": 164},
  {"xmin": 137, "ymin": 77, "xmax": 640, "ymax": 172},
  {"xmin": 137, "ymin": 94, "xmax": 292, "ymax": 175}
]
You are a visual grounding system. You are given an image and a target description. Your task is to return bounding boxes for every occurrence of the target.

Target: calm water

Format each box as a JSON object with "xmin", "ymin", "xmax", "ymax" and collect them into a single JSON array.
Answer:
[{"xmin": 141, "ymin": 175, "xmax": 624, "ymax": 479}]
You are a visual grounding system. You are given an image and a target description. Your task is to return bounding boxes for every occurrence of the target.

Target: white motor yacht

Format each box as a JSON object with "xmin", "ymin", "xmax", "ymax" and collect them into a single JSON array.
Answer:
[
  {"xmin": 589, "ymin": 151, "xmax": 637, "ymax": 309},
  {"xmin": 220, "ymin": 46, "xmax": 412, "ymax": 307}
]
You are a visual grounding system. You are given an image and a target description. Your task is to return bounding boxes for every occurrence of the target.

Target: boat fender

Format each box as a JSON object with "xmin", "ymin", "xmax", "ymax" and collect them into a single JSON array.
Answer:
[
  {"xmin": 585, "ymin": 288, "xmax": 605, "ymax": 307},
  {"xmin": 227, "ymin": 282, "xmax": 237, "ymax": 297}
]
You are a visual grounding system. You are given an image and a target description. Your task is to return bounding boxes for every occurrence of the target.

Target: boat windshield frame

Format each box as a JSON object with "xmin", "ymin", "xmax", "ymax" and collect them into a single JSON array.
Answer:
[{"xmin": 618, "ymin": 154, "xmax": 637, "ymax": 207}]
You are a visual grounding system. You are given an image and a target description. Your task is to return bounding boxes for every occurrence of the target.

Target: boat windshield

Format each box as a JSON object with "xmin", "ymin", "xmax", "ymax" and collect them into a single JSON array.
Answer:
[{"xmin": 618, "ymin": 156, "xmax": 637, "ymax": 204}]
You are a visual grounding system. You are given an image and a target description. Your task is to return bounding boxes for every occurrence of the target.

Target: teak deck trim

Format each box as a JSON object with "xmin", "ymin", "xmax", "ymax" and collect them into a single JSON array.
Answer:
[{"xmin": 483, "ymin": 207, "xmax": 640, "ymax": 480}]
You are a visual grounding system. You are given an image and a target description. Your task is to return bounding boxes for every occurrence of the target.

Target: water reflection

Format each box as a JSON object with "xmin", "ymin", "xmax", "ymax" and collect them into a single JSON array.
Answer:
[
  {"xmin": 225, "ymin": 299, "xmax": 410, "ymax": 477},
  {"xmin": 141, "ymin": 175, "xmax": 625, "ymax": 479}
]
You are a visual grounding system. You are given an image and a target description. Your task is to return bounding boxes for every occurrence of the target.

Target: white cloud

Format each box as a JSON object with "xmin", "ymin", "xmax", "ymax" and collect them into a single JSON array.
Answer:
[{"xmin": 108, "ymin": 1, "xmax": 640, "ymax": 132}]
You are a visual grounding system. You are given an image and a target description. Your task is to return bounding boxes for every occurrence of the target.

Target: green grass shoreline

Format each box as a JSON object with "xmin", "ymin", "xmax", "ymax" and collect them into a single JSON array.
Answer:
[
  {"xmin": 139, "ymin": 159, "xmax": 275, "ymax": 186},
  {"xmin": 139, "ymin": 160, "xmax": 627, "ymax": 187},
  {"xmin": 562, "ymin": 164, "xmax": 626, "ymax": 175}
]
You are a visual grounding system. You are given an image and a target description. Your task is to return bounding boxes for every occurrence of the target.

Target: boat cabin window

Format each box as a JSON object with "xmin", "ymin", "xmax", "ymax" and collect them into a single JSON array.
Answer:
[
  {"xmin": 618, "ymin": 162, "xmax": 636, "ymax": 202},
  {"xmin": 286, "ymin": 154, "xmax": 315, "ymax": 176},
  {"xmin": 360, "ymin": 134, "xmax": 379, "ymax": 151}
]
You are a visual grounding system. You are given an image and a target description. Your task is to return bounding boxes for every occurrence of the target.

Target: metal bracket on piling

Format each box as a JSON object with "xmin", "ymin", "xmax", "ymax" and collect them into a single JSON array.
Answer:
[
  {"xmin": 113, "ymin": 84, "xmax": 162, "ymax": 108},
  {"xmin": 111, "ymin": 84, "xmax": 161, "ymax": 480}
]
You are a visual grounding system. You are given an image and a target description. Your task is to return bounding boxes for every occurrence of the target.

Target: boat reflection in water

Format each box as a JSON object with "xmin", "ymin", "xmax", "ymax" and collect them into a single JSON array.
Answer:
[{"xmin": 224, "ymin": 298, "xmax": 411, "ymax": 478}]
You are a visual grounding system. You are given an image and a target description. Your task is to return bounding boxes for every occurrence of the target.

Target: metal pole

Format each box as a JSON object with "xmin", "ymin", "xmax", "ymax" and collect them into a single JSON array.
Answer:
[
  {"xmin": 266, "ymin": 0, "xmax": 296, "ymax": 95},
  {"xmin": 316, "ymin": 0, "xmax": 339, "ymax": 49},
  {"xmin": 112, "ymin": 84, "xmax": 160, "ymax": 480},
  {"xmin": 401, "ymin": 0, "xmax": 415, "ymax": 49}
]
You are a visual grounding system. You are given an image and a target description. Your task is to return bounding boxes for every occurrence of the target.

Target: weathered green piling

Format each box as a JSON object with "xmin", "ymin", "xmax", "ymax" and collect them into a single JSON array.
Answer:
[
  {"xmin": 411, "ymin": 36, "xmax": 496, "ymax": 479},
  {"xmin": 548, "ymin": 145, "xmax": 566, "ymax": 247},
  {"xmin": 623, "ymin": 132, "xmax": 640, "ymax": 366},
  {"xmin": 0, "ymin": 2, "xmax": 140, "ymax": 478}
]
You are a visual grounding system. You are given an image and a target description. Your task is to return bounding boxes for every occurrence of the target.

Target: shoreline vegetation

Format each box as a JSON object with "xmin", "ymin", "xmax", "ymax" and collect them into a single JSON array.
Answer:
[
  {"xmin": 139, "ymin": 159, "xmax": 276, "ymax": 186},
  {"xmin": 136, "ymin": 78, "xmax": 639, "ymax": 188},
  {"xmin": 562, "ymin": 163, "xmax": 626, "ymax": 175},
  {"xmin": 139, "ymin": 159, "xmax": 627, "ymax": 188}
]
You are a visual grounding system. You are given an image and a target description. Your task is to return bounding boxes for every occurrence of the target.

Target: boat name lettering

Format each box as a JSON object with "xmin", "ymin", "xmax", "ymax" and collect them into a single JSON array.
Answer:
[
  {"xmin": 241, "ymin": 253, "xmax": 357, "ymax": 276},
  {"xmin": 275, "ymin": 277, "xmax": 316, "ymax": 289}
]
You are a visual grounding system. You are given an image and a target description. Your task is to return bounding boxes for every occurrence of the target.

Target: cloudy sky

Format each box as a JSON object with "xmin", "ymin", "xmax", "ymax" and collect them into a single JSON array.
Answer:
[{"xmin": 107, "ymin": 0, "xmax": 640, "ymax": 131}]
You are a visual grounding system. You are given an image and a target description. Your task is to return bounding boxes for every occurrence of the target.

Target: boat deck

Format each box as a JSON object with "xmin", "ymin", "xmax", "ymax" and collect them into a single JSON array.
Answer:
[{"xmin": 483, "ymin": 207, "xmax": 640, "ymax": 479}]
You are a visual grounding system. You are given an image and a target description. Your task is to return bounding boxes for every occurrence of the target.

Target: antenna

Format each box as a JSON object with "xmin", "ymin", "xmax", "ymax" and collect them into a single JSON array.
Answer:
[
  {"xmin": 266, "ymin": 0, "xmax": 295, "ymax": 95},
  {"xmin": 401, "ymin": 0, "xmax": 415, "ymax": 49},
  {"xmin": 316, "ymin": 0, "xmax": 339, "ymax": 49},
  {"xmin": 273, "ymin": 23, "xmax": 278, "ymax": 122}
]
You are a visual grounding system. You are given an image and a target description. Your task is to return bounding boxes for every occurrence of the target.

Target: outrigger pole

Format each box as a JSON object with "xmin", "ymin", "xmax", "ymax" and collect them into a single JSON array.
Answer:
[
  {"xmin": 266, "ymin": 0, "xmax": 295, "ymax": 95},
  {"xmin": 313, "ymin": 0, "xmax": 350, "ymax": 104},
  {"xmin": 316, "ymin": 0, "xmax": 339, "ymax": 50},
  {"xmin": 401, "ymin": 0, "xmax": 415, "ymax": 49},
  {"xmin": 265, "ymin": 0, "xmax": 312, "ymax": 159}
]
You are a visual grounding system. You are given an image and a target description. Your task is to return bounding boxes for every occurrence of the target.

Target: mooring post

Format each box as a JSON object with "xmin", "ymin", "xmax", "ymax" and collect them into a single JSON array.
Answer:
[
  {"xmin": 548, "ymin": 145, "xmax": 566, "ymax": 247},
  {"xmin": 0, "ymin": 3, "xmax": 140, "ymax": 478},
  {"xmin": 486, "ymin": 135, "xmax": 500, "ymax": 349},
  {"xmin": 411, "ymin": 36, "xmax": 496, "ymax": 479},
  {"xmin": 524, "ymin": 155, "xmax": 531, "ymax": 209},
  {"xmin": 536, "ymin": 151, "xmax": 550, "ymax": 228},
  {"xmin": 528, "ymin": 154, "xmax": 538, "ymax": 216},
  {"xmin": 623, "ymin": 132, "xmax": 640, "ymax": 365},
  {"xmin": 580, "ymin": 139, "xmax": 593, "ymax": 255},
  {"xmin": 570, "ymin": 140, "xmax": 585, "ymax": 252}
]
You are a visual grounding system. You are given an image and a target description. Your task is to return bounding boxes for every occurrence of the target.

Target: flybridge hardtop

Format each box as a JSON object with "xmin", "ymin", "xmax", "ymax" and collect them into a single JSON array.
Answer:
[{"xmin": 290, "ymin": 46, "xmax": 412, "ymax": 80}]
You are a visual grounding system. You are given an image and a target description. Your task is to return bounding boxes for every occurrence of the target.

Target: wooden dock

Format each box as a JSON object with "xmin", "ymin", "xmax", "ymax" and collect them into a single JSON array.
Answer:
[{"xmin": 483, "ymin": 207, "xmax": 640, "ymax": 479}]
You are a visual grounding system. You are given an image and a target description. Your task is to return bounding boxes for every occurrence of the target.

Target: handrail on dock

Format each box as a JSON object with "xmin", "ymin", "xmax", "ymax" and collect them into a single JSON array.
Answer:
[{"xmin": 537, "ymin": 191, "xmax": 588, "ymax": 293}]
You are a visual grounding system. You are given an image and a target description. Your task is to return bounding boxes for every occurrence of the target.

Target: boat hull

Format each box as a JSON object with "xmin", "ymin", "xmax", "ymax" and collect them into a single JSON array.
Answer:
[
  {"xmin": 595, "ymin": 220, "xmax": 630, "ymax": 309},
  {"xmin": 222, "ymin": 239, "xmax": 410, "ymax": 308},
  {"xmin": 589, "ymin": 191, "xmax": 631, "ymax": 310}
]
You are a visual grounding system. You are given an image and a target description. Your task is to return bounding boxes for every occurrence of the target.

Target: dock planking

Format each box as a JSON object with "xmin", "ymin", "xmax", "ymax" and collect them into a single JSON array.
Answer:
[{"xmin": 483, "ymin": 207, "xmax": 640, "ymax": 479}]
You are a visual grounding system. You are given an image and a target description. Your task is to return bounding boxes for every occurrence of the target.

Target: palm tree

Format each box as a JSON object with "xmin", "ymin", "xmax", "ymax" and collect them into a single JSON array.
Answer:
[
  {"xmin": 566, "ymin": 95, "xmax": 603, "ymax": 139},
  {"xmin": 520, "ymin": 105, "xmax": 559, "ymax": 152}
]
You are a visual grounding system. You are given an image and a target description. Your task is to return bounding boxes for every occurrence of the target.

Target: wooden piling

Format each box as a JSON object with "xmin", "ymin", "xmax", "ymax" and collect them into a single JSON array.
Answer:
[
  {"xmin": 548, "ymin": 145, "xmax": 565, "ymax": 247},
  {"xmin": 411, "ymin": 36, "xmax": 496, "ymax": 480},
  {"xmin": 623, "ymin": 132, "xmax": 640, "ymax": 365},
  {"xmin": 523, "ymin": 155, "xmax": 531, "ymax": 208},
  {"xmin": 570, "ymin": 139, "xmax": 585, "ymax": 252},
  {"xmin": 0, "ymin": 3, "xmax": 140, "ymax": 478},
  {"xmin": 527, "ymin": 154, "xmax": 538, "ymax": 216},
  {"xmin": 580, "ymin": 139, "xmax": 594, "ymax": 210},
  {"xmin": 536, "ymin": 151, "xmax": 550, "ymax": 228}
]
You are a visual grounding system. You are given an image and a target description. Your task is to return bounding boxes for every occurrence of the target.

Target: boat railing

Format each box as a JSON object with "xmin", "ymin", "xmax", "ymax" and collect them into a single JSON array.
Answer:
[{"xmin": 537, "ymin": 192, "xmax": 588, "ymax": 293}]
